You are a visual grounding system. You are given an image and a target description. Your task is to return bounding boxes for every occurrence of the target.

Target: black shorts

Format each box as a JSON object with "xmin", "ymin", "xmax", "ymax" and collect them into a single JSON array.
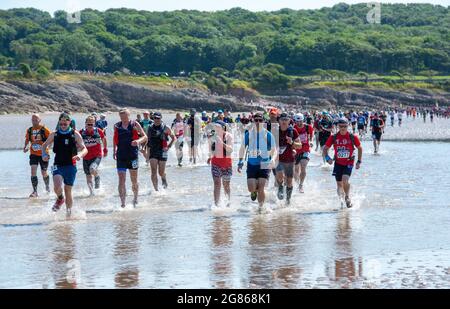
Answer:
[
  {"xmin": 247, "ymin": 163, "xmax": 271, "ymax": 180},
  {"xmin": 372, "ymin": 131, "xmax": 382, "ymax": 141},
  {"xmin": 117, "ymin": 158, "xmax": 139, "ymax": 172},
  {"xmin": 332, "ymin": 163, "xmax": 353, "ymax": 182},
  {"xmin": 351, "ymin": 121, "xmax": 357, "ymax": 126},
  {"xmin": 29, "ymin": 154, "xmax": 49, "ymax": 170},
  {"xmin": 357, "ymin": 124, "xmax": 365, "ymax": 130},
  {"xmin": 83, "ymin": 157, "xmax": 102, "ymax": 175},
  {"xmin": 295, "ymin": 152, "xmax": 310, "ymax": 165},
  {"xmin": 319, "ymin": 132, "xmax": 331, "ymax": 147},
  {"xmin": 149, "ymin": 150, "xmax": 168, "ymax": 162}
]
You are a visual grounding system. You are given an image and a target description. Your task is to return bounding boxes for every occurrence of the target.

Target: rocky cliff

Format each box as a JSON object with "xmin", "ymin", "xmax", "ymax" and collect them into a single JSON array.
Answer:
[{"xmin": 0, "ymin": 79, "xmax": 448, "ymax": 114}]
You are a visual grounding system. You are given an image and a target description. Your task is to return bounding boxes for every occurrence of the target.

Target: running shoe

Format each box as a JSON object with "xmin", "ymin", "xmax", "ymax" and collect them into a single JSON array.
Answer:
[
  {"xmin": 299, "ymin": 184, "xmax": 304, "ymax": 193},
  {"xmin": 277, "ymin": 185, "xmax": 284, "ymax": 200},
  {"xmin": 162, "ymin": 178, "xmax": 168, "ymax": 189},
  {"xmin": 250, "ymin": 191, "xmax": 257, "ymax": 201},
  {"xmin": 345, "ymin": 196, "xmax": 353, "ymax": 208},
  {"xmin": 52, "ymin": 197, "xmax": 65, "ymax": 212},
  {"xmin": 29, "ymin": 191, "xmax": 38, "ymax": 198}
]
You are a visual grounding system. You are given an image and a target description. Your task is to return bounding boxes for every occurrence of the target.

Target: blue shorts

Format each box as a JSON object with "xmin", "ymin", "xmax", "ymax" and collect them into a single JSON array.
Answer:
[
  {"xmin": 52, "ymin": 165, "xmax": 77, "ymax": 186},
  {"xmin": 246, "ymin": 163, "xmax": 270, "ymax": 180},
  {"xmin": 332, "ymin": 163, "xmax": 353, "ymax": 182}
]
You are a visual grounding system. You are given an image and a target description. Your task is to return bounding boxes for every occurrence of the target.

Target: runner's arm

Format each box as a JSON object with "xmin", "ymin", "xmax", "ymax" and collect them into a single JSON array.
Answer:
[
  {"xmin": 74, "ymin": 131, "xmax": 88, "ymax": 160},
  {"xmin": 292, "ymin": 137, "xmax": 302, "ymax": 150},
  {"xmin": 41, "ymin": 132, "xmax": 55, "ymax": 153},
  {"xmin": 166, "ymin": 127, "xmax": 175, "ymax": 149},
  {"xmin": 134, "ymin": 122, "xmax": 148, "ymax": 145},
  {"xmin": 23, "ymin": 131, "xmax": 30, "ymax": 152}
]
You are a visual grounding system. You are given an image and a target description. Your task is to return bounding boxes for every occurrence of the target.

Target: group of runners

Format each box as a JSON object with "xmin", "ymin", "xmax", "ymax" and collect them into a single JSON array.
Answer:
[{"xmin": 24, "ymin": 105, "xmax": 419, "ymax": 216}]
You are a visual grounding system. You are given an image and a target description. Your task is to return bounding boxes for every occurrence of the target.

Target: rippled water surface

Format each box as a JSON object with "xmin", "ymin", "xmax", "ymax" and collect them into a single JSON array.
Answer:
[{"xmin": 0, "ymin": 114, "xmax": 449, "ymax": 288}]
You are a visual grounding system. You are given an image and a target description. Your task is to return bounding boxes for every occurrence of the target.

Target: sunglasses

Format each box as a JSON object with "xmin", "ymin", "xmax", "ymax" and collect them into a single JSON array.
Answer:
[
  {"xmin": 254, "ymin": 118, "xmax": 264, "ymax": 123},
  {"xmin": 280, "ymin": 117, "xmax": 290, "ymax": 121},
  {"xmin": 86, "ymin": 123, "xmax": 94, "ymax": 126}
]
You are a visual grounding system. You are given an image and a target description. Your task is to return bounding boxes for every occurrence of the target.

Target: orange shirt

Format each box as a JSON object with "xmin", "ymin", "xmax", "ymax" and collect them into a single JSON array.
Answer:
[{"xmin": 26, "ymin": 125, "xmax": 51, "ymax": 156}]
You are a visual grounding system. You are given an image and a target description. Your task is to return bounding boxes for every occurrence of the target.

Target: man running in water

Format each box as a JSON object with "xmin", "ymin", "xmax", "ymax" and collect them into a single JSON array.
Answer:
[
  {"xmin": 237, "ymin": 112, "xmax": 277, "ymax": 211},
  {"xmin": 41, "ymin": 113, "xmax": 88, "ymax": 217},
  {"xmin": 370, "ymin": 112, "xmax": 384, "ymax": 154},
  {"xmin": 96, "ymin": 114, "xmax": 108, "ymax": 134},
  {"xmin": 187, "ymin": 109, "xmax": 201, "ymax": 164},
  {"xmin": 207, "ymin": 121, "xmax": 233, "ymax": 207},
  {"xmin": 80, "ymin": 116, "xmax": 108, "ymax": 195},
  {"xmin": 318, "ymin": 112, "xmax": 333, "ymax": 159},
  {"xmin": 113, "ymin": 108, "xmax": 147, "ymax": 208},
  {"xmin": 275, "ymin": 113, "xmax": 301, "ymax": 204},
  {"xmin": 323, "ymin": 118, "xmax": 362, "ymax": 208},
  {"xmin": 147, "ymin": 112, "xmax": 175, "ymax": 191},
  {"xmin": 397, "ymin": 110, "xmax": 403, "ymax": 127},
  {"xmin": 293, "ymin": 113, "xmax": 313, "ymax": 193},
  {"xmin": 24, "ymin": 114, "xmax": 51, "ymax": 197},
  {"xmin": 141, "ymin": 111, "xmax": 153, "ymax": 163},
  {"xmin": 171, "ymin": 113, "xmax": 185, "ymax": 167},
  {"xmin": 357, "ymin": 112, "xmax": 366, "ymax": 137}
]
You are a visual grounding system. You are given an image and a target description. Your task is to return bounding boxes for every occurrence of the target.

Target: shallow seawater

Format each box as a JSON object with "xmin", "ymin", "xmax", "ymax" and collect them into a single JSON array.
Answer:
[{"xmin": 0, "ymin": 114, "xmax": 449, "ymax": 288}]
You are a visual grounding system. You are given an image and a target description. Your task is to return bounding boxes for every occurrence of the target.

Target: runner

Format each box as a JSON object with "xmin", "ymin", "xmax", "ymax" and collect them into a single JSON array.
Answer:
[
  {"xmin": 171, "ymin": 113, "xmax": 185, "ymax": 167},
  {"xmin": 113, "ymin": 108, "xmax": 148, "ymax": 208},
  {"xmin": 41, "ymin": 113, "xmax": 88, "ymax": 217},
  {"xmin": 186, "ymin": 109, "xmax": 201, "ymax": 164},
  {"xmin": 397, "ymin": 110, "xmax": 403, "ymax": 127},
  {"xmin": 370, "ymin": 112, "xmax": 384, "ymax": 154},
  {"xmin": 293, "ymin": 113, "xmax": 313, "ymax": 193},
  {"xmin": 147, "ymin": 112, "xmax": 175, "ymax": 191},
  {"xmin": 275, "ymin": 113, "xmax": 302, "ymax": 204},
  {"xmin": 323, "ymin": 118, "xmax": 363, "ymax": 208},
  {"xmin": 96, "ymin": 114, "xmax": 108, "ymax": 134},
  {"xmin": 237, "ymin": 112, "xmax": 277, "ymax": 211},
  {"xmin": 318, "ymin": 112, "xmax": 334, "ymax": 159},
  {"xmin": 80, "ymin": 116, "xmax": 108, "ymax": 195},
  {"xmin": 141, "ymin": 111, "xmax": 154, "ymax": 163},
  {"xmin": 357, "ymin": 112, "xmax": 366, "ymax": 137},
  {"xmin": 23, "ymin": 114, "xmax": 51, "ymax": 197},
  {"xmin": 207, "ymin": 121, "xmax": 233, "ymax": 207},
  {"xmin": 390, "ymin": 110, "xmax": 395, "ymax": 127}
]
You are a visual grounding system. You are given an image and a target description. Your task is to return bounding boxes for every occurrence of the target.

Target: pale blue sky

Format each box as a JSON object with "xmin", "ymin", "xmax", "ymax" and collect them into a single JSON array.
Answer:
[{"xmin": 0, "ymin": 0, "xmax": 448, "ymax": 13}]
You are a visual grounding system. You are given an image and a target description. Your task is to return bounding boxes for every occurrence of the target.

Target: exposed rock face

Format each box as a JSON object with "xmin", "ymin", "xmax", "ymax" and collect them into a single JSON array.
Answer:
[
  {"xmin": 0, "ymin": 79, "xmax": 448, "ymax": 114},
  {"xmin": 0, "ymin": 80, "xmax": 247, "ymax": 114},
  {"xmin": 264, "ymin": 87, "xmax": 450, "ymax": 111}
]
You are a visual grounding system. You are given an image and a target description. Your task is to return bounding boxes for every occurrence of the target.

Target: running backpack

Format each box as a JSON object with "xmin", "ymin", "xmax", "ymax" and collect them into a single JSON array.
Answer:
[
  {"xmin": 28, "ymin": 127, "xmax": 47, "ymax": 143},
  {"xmin": 332, "ymin": 133, "xmax": 356, "ymax": 150}
]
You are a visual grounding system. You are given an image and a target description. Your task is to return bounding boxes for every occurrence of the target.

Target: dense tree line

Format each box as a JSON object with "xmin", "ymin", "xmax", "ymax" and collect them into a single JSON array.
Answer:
[{"xmin": 0, "ymin": 3, "xmax": 449, "ymax": 80}]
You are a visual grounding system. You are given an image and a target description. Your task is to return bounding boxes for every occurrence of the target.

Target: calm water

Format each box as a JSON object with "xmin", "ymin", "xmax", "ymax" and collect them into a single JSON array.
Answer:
[{"xmin": 0, "ymin": 114, "xmax": 449, "ymax": 288}]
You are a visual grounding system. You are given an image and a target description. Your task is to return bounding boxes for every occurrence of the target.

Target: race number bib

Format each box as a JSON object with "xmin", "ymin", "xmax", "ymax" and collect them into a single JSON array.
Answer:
[
  {"xmin": 299, "ymin": 134, "xmax": 308, "ymax": 143},
  {"xmin": 31, "ymin": 144, "xmax": 42, "ymax": 152},
  {"xmin": 337, "ymin": 147, "xmax": 350, "ymax": 159}
]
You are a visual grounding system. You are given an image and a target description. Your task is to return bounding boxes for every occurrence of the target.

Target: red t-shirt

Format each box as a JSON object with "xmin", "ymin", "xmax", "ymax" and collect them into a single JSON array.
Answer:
[
  {"xmin": 82, "ymin": 128, "xmax": 105, "ymax": 160},
  {"xmin": 294, "ymin": 124, "xmax": 313, "ymax": 154},
  {"xmin": 278, "ymin": 127, "xmax": 299, "ymax": 163},
  {"xmin": 325, "ymin": 132, "xmax": 361, "ymax": 166}
]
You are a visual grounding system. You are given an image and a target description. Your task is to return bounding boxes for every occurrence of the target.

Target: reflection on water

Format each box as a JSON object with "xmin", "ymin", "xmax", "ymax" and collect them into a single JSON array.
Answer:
[
  {"xmin": 210, "ymin": 217, "xmax": 233, "ymax": 289},
  {"xmin": 114, "ymin": 218, "xmax": 141, "ymax": 288},
  {"xmin": 329, "ymin": 212, "xmax": 363, "ymax": 288},
  {"xmin": 49, "ymin": 224, "xmax": 78, "ymax": 289},
  {"xmin": 247, "ymin": 214, "xmax": 305, "ymax": 288}
]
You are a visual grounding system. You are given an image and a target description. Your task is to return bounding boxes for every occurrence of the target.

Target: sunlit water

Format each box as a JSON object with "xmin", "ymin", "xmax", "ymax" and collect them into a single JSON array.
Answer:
[{"xmin": 0, "ymin": 113, "xmax": 449, "ymax": 288}]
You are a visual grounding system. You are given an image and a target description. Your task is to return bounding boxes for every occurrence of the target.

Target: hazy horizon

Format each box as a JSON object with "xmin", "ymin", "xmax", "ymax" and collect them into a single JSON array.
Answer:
[{"xmin": 0, "ymin": 0, "xmax": 449, "ymax": 14}]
